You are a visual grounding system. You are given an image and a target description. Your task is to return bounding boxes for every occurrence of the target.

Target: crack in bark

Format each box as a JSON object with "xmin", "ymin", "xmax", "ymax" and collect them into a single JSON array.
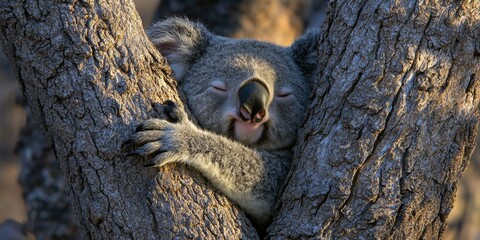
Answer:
[
  {"xmin": 334, "ymin": 71, "xmax": 404, "ymax": 223},
  {"xmin": 466, "ymin": 73, "xmax": 476, "ymax": 94}
]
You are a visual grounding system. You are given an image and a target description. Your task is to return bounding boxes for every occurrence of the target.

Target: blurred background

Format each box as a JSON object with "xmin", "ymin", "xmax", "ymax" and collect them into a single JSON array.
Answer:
[{"xmin": 0, "ymin": 0, "xmax": 478, "ymax": 239}]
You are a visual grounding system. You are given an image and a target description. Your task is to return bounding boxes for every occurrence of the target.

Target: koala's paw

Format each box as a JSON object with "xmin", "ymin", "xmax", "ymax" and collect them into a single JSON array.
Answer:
[
  {"xmin": 163, "ymin": 100, "xmax": 187, "ymax": 123},
  {"xmin": 121, "ymin": 118, "xmax": 193, "ymax": 167}
]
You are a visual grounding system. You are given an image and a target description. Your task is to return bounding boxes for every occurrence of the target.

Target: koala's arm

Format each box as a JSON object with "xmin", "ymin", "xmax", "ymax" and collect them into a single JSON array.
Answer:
[{"xmin": 122, "ymin": 105, "xmax": 291, "ymax": 225}]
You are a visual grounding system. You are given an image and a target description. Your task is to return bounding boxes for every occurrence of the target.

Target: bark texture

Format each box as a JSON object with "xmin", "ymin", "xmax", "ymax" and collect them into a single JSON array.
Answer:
[
  {"xmin": 1, "ymin": 0, "xmax": 479, "ymax": 239},
  {"xmin": 0, "ymin": 0, "xmax": 256, "ymax": 239},
  {"xmin": 268, "ymin": 0, "xmax": 480, "ymax": 239}
]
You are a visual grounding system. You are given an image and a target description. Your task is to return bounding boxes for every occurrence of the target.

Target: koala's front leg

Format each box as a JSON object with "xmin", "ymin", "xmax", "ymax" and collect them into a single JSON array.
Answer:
[
  {"xmin": 121, "ymin": 101, "xmax": 197, "ymax": 167},
  {"xmin": 122, "ymin": 101, "xmax": 291, "ymax": 226}
]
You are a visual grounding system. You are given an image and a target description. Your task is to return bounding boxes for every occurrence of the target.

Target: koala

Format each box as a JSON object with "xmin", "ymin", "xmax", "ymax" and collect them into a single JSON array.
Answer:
[{"xmin": 122, "ymin": 17, "xmax": 319, "ymax": 229}]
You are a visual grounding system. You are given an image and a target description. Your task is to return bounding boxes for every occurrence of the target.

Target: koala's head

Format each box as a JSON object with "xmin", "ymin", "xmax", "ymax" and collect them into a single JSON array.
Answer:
[{"xmin": 149, "ymin": 18, "xmax": 319, "ymax": 150}]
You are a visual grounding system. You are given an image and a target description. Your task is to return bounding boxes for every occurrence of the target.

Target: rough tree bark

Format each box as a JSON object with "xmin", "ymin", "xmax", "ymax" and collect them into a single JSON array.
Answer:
[
  {"xmin": 0, "ymin": 1, "xmax": 479, "ymax": 240},
  {"xmin": 0, "ymin": 0, "xmax": 257, "ymax": 239},
  {"xmin": 268, "ymin": 0, "xmax": 480, "ymax": 239}
]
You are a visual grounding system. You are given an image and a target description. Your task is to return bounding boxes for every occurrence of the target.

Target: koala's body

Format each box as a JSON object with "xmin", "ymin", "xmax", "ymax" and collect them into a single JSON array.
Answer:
[{"xmin": 123, "ymin": 18, "xmax": 319, "ymax": 228}]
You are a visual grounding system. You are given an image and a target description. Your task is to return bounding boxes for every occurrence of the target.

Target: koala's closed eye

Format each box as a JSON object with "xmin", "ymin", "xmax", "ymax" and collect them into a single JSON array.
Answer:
[
  {"xmin": 208, "ymin": 80, "xmax": 228, "ymax": 95},
  {"xmin": 275, "ymin": 87, "xmax": 293, "ymax": 99}
]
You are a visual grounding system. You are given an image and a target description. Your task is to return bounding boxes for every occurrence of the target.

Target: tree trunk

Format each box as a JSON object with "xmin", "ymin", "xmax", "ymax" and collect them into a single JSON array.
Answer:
[
  {"xmin": 268, "ymin": 0, "xmax": 480, "ymax": 239},
  {"xmin": 1, "ymin": 0, "xmax": 479, "ymax": 240},
  {"xmin": 0, "ymin": 0, "xmax": 256, "ymax": 239}
]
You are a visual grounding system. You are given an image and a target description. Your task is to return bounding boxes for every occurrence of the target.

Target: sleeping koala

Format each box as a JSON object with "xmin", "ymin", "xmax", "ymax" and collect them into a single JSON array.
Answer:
[{"xmin": 122, "ymin": 17, "xmax": 319, "ymax": 228}]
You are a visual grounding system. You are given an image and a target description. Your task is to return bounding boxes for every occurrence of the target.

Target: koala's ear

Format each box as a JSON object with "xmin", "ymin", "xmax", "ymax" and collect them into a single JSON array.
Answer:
[
  {"xmin": 148, "ymin": 17, "xmax": 211, "ymax": 81},
  {"xmin": 289, "ymin": 30, "xmax": 321, "ymax": 81}
]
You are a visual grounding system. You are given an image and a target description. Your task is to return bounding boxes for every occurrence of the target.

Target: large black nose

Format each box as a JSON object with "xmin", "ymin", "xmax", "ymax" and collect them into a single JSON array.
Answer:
[{"xmin": 238, "ymin": 80, "xmax": 269, "ymax": 123}]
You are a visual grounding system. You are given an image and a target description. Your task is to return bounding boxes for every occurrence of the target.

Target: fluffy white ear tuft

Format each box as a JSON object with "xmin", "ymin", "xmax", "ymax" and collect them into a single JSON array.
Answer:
[{"xmin": 148, "ymin": 17, "xmax": 211, "ymax": 81}]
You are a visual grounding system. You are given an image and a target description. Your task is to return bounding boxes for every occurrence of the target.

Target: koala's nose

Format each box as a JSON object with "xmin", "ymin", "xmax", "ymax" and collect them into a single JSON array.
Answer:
[{"xmin": 238, "ymin": 80, "xmax": 269, "ymax": 123}]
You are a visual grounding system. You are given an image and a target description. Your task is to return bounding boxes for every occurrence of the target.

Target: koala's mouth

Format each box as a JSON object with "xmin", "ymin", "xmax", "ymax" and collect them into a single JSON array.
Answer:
[{"xmin": 228, "ymin": 120, "xmax": 268, "ymax": 146}]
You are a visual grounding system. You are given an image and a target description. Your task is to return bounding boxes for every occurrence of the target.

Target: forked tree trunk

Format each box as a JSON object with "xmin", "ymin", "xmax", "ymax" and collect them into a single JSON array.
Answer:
[
  {"xmin": 10, "ymin": 1, "xmax": 322, "ymax": 239},
  {"xmin": 0, "ymin": 0, "xmax": 479, "ymax": 240}
]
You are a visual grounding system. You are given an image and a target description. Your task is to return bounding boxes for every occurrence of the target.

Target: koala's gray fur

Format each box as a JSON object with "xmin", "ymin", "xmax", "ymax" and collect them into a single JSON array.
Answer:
[{"xmin": 123, "ymin": 17, "xmax": 319, "ymax": 228}]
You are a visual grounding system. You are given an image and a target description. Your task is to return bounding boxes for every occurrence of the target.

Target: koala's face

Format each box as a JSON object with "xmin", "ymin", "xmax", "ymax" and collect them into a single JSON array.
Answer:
[
  {"xmin": 183, "ymin": 40, "xmax": 310, "ymax": 149},
  {"xmin": 149, "ymin": 18, "xmax": 319, "ymax": 150}
]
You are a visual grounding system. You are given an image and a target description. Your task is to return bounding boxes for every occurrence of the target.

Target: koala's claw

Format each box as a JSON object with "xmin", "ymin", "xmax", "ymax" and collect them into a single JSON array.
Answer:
[
  {"xmin": 134, "ymin": 123, "xmax": 146, "ymax": 133},
  {"xmin": 121, "ymin": 138, "xmax": 139, "ymax": 155},
  {"xmin": 123, "ymin": 111, "xmax": 193, "ymax": 167},
  {"xmin": 121, "ymin": 145, "xmax": 144, "ymax": 157},
  {"xmin": 134, "ymin": 119, "xmax": 172, "ymax": 132},
  {"xmin": 121, "ymin": 139, "xmax": 133, "ymax": 151},
  {"xmin": 144, "ymin": 149, "xmax": 169, "ymax": 167},
  {"xmin": 163, "ymin": 100, "xmax": 186, "ymax": 123},
  {"xmin": 122, "ymin": 119, "xmax": 182, "ymax": 166},
  {"xmin": 122, "ymin": 128, "xmax": 164, "ymax": 153},
  {"xmin": 124, "ymin": 149, "xmax": 139, "ymax": 157}
]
